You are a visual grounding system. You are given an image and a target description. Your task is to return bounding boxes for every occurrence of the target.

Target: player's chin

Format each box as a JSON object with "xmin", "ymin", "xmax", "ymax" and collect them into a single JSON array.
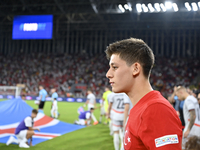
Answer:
[{"xmin": 112, "ymin": 87, "xmax": 123, "ymax": 93}]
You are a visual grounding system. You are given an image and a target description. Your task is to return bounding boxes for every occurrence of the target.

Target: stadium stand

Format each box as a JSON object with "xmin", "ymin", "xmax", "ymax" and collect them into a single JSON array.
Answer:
[{"xmin": 0, "ymin": 53, "xmax": 199, "ymax": 98}]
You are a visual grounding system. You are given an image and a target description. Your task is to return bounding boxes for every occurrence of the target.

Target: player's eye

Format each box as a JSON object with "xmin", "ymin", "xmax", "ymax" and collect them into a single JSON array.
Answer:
[{"xmin": 112, "ymin": 66, "xmax": 118, "ymax": 70}]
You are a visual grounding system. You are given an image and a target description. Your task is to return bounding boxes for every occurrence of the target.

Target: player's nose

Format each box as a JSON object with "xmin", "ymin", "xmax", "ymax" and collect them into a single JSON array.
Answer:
[{"xmin": 106, "ymin": 68, "xmax": 113, "ymax": 79}]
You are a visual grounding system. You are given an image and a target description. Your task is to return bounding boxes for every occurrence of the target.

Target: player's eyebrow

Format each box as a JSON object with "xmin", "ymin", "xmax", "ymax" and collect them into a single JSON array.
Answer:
[{"xmin": 109, "ymin": 62, "xmax": 118, "ymax": 66}]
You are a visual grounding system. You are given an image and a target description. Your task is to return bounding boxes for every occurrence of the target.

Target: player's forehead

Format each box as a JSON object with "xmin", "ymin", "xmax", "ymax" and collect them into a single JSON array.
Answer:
[{"xmin": 109, "ymin": 54, "xmax": 125, "ymax": 65}]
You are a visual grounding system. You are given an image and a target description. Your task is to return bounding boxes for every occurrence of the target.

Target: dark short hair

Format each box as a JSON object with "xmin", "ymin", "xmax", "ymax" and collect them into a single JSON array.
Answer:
[
  {"xmin": 105, "ymin": 38, "xmax": 155, "ymax": 78},
  {"xmin": 87, "ymin": 89, "xmax": 92, "ymax": 92},
  {"xmin": 105, "ymin": 87, "xmax": 110, "ymax": 90},
  {"xmin": 32, "ymin": 109, "xmax": 38, "ymax": 114},
  {"xmin": 185, "ymin": 136, "xmax": 200, "ymax": 150},
  {"xmin": 90, "ymin": 108, "xmax": 94, "ymax": 111}
]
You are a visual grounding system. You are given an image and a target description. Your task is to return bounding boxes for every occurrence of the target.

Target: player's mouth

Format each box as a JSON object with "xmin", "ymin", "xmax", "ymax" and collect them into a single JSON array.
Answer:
[{"xmin": 109, "ymin": 82, "xmax": 114, "ymax": 86}]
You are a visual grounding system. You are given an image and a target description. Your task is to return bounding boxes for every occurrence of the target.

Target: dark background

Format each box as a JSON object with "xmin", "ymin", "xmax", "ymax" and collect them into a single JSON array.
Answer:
[{"xmin": 0, "ymin": 0, "xmax": 200, "ymax": 57}]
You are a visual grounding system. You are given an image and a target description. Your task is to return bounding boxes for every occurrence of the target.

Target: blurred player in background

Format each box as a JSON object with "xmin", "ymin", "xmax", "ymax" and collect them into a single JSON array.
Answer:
[
  {"xmin": 38, "ymin": 85, "xmax": 48, "ymax": 112},
  {"xmin": 106, "ymin": 38, "xmax": 182, "ymax": 149},
  {"xmin": 51, "ymin": 98, "xmax": 58, "ymax": 118},
  {"xmin": 21, "ymin": 94, "xmax": 26, "ymax": 102},
  {"xmin": 6, "ymin": 109, "xmax": 40, "ymax": 148},
  {"xmin": 175, "ymin": 86, "xmax": 200, "ymax": 149},
  {"xmin": 51, "ymin": 88, "xmax": 59, "ymax": 118},
  {"xmin": 123, "ymin": 94, "xmax": 132, "ymax": 130},
  {"xmin": 99, "ymin": 98, "xmax": 106, "ymax": 124},
  {"xmin": 169, "ymin": 86, "xmax": 185, "ymax": 128},
  {"xmin": 84, "ymin": 90, "xmax": 98, "ymax": 125},
  {"xmin": 198, "ymin": 93, "xmax": 200, "ymax": 107},
  {"xmin": 108, "ymin": 93, "xmax": 127, "ymax": 150},
  {"xmin": 102, "ymin": 87, "xmax": 112, "ymax": 124},
  {"xmin": 74, "ymin": 108, "xmax": 94, "ymax": 126},
  {"xmin": 51, "ymin": 88, "xmax": 58, "ymax": 101}
]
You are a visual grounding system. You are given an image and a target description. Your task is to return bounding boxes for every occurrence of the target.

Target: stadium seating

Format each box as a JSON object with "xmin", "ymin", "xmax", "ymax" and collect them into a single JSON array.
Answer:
[{"xmin": 0, "ymin": 53, "xmax": 199, "ymax": 98}]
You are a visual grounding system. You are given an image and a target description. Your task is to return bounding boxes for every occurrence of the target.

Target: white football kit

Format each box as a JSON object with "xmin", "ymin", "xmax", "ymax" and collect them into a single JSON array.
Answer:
[
  {"xmin": 16, "ymin": 117, "xmax": 33, "ymax": 141},
  {"xmin": 183, "ymin": 95, "xmax": 200, "ymax": 135},
  {"xmin": 100, "ymin": 99, "xmax": 106, "ymax": 115},
  {"xmin": 51, "ymin": 100, "xmax": 58, "ymax": 118},
  {"xmin": 87, "ymin": 93, "xmax": 96, "ymax": 110},
  {"xmin": 182, "ymin": 95, "xmax": 200, "ymax": 149},
  {"xmin": 108, "ymin": 93, "xmax": 127, "ymax": 131},
  {"xmin": 86, "ymin": 93, "xmax": 97, "ymax": 122}
]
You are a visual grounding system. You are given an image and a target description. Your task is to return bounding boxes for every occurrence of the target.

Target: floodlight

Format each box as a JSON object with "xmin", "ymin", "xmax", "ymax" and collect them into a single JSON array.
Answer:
[
  {"xmin": 165, "ymin": 1, "xmax": 172, "ymax": 9},
  {"xmin": 142, "ymin": 4, "xmax": 149, "ymax": 12},
  {"xmin": 191, "ymin": 2, "xmax": 198, "ymax": 11},
  {"xmin": 124, "ymin": 4, "xmax": 129, "ymax": 10},
  {"xmin": 127, "ymin": 3, "xmax": 132, "ymax": 11},
  {"xmin": 154, "ymin": 3, "xmax": 161, "ymax": 12},
  {"xmin": 160, "ymin": 3, "xmax": 166, "ymax": 12},
  {"xmin": 148, "ymin": 3, "xmax": 155, "ymax": 12},
  {"xmin": 136, "ymin": 3, "xmax": 142, "ymax": 13},
  {"xmin": 185, "ymin": 2, "xmax": 191, "ymax": 11},
  {"xmin": 172, "ymin": 3, "xmax": 179, "ymax": 12},
  {"xmin": 118, "ymin": 4, "xmax": 125, "ymax": 12}
]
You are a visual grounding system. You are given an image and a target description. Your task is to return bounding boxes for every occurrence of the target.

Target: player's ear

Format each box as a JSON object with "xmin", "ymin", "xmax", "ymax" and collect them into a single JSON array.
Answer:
[{"xmin": 132, "ymin": 62, "xmax": 140, "ymax": 76}]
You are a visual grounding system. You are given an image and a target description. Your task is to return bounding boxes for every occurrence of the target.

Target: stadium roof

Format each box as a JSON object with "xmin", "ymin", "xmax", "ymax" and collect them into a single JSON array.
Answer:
[{"xmin": 0, "ymin": 0, "xmax": 200, "ymax": 31}]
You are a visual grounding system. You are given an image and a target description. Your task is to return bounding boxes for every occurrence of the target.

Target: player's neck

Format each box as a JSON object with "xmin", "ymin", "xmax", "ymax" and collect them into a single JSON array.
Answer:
[
  {"xmin": 127, "ymin": 78, "xmax": 153, "ymax": 107},
  {"xmin": 184, "ymin": 93, "xmax": 190, "ymax": 99}
]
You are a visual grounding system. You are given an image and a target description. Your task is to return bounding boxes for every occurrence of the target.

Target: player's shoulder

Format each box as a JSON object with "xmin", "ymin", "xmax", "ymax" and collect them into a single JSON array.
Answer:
[
  {"xmin": 25, "ymin": 116, "xmax": 32, "ymax": 121},
  {"xmin": 145, "ymin": 91, "xmax": 169, "ymax": 103},
  {"xmin": 141, "ymin": 91, "xmax": 174, "ymax": 112},
  {"xmin": 185, "ymin": 95, "xmax": 197, "ymax": 102},
  {"xmin": 89, "ymin": 93, "xmax": 95, "ymax": 97},
  {"xmin": 107, "ymin": 92, "xmax": 115, "ymax": 98}
]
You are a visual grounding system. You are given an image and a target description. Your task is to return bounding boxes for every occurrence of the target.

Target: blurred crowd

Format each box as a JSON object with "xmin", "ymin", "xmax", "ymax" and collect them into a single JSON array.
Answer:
[
  {"xmin": 0, "ymin": 53, "xmax": 109, "ymax": 98},
  {"xmin": 151, "ymin": 57, "xmax": 200, "ymax": 98},
  {"xmin": 0, "ymin": 53, "xmax": 199, "ymax": 98}
]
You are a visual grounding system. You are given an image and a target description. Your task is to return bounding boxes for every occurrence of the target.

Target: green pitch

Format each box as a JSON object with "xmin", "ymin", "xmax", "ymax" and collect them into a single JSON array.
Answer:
[{"xmin": 0, "ymin": 100, "xmax": 114, "ymax": 150}]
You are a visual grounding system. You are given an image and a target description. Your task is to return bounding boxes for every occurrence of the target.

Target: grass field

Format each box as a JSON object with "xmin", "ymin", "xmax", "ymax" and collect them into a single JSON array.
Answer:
[{"xmin": 0, "ymin": 99, "xmax": 114, "ymax": 150}]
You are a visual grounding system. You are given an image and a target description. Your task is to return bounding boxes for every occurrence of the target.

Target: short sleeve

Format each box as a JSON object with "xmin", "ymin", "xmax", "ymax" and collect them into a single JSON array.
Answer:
[
  {"xmin": 124, "ymin": 94, "xmax": 130, "ymax": 104},
  {"xmin": 24, "ymin": 117, "xmax": 32, "ymax": 127},
  {"xmin": 85, "ymin": 112, "xmax": 91, "ymax": 119},
  {"xmin": 39, "ymin": 91, "xmax": 42, "ymax": 96},
  {"xmin": 138, "ymin": 103, "xmax": 182, "ymax": 150},
  {"xmin": 107, "ymin": 94, "xmax": 113, "ymax": 103},
  {"xmin": 87, "ymin": 95, "xmax": 90, "ymax": 100},
  {"xmin": 185, "ymin": 99, "xmax": 195, "ymax": 111}
]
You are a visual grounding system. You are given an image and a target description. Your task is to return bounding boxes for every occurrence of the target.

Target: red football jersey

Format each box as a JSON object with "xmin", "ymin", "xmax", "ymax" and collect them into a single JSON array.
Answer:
[{"xmin": 124, "ymin": 91, "xmax": 182, "ymax": 150}]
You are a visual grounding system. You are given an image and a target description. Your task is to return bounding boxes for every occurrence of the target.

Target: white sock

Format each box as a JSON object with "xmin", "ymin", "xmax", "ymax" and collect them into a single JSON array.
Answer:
[
  {"xmin": 55, "ymin": 110, "xmax": 58, "ymax": 118},
  {"xmin": 51, "ymin": 109, "xmax": 54, "ymax": 117},
  {"xmin": 113, "ymin": 133, "xmax": 119, "ymax": 150},
  {"xmin": 109, "ymin": 121, "xmax": 113, "ymax": 135},
  {"xmin": 91, "ymin": 113, "xmax": 97, "ymax": 122}
]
